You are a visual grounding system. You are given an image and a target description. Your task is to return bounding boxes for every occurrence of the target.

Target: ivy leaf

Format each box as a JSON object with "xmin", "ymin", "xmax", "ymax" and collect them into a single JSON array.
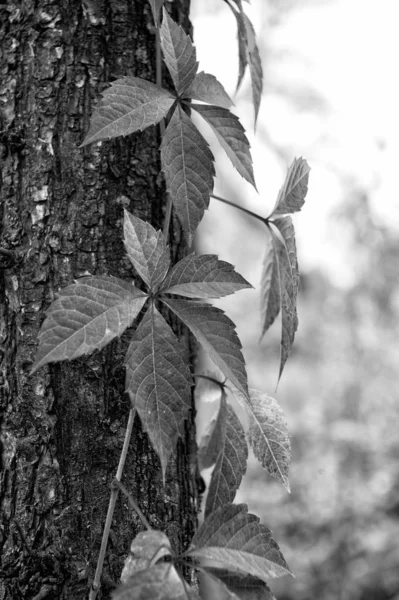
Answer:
[
  {"xmin": 187, "ymin": 72, "xmax": 234, "ymax": 108},
  {"xmin": 243, "ymin": 14, "xmax": 263, "ymax": 127},
  {"xmin": 205, "ymin": 396, "xmax": 248, "ymax": 517},
  {"xmin": 161, "ymin": 104, "xmax": 215, "ymax": 242},
  {"xmin": 159, "ymin": 253, "xmax": 252, "ymax": 299},
  {"xmin": 160, "ymin": 8, "xmax": 198, "ymax": 96},
  {"xmin": 246, "ymin": 389, "xmax": 291, "ymax": 492},
  {"xmin": 192, "ymin": 104, "xmax": 256, "ymax": 188},
  {"xmin": 162, "ymin": 298, "xmax": 248, "ymax": 398},
  {"xmin": 113, "ymin": 563, "xmax": 199, "ymax": 600},
  {"xmin": 123, "ymin": 210, "xmax": 170, "ymax": 292},
  {"xmin": 270, "ymin": 158, "xmax": 310, "ymax": 217},
  {"xmin": 80, "ymin": 77, "xmax": 175, "ymax": 146},
  {"xmin": 147, "ymin": 0, "xmax": 164, "ymax": 26},
  {"xmin": 31, "ymin": 276, "xmax": 147, "ymax": 373},
  {"xmin": 188, "ymin": 503, "xmax": 291, "ymax": 581},
  {"xmin": 259, "ymin": 227, "xmax": 281, "ymax": 338},
  {"xmin": 125, "ymin": 303, "xmax": 192, "ymax": 479},
  {"xmin": 201, "ymin": 569, "xmax": 277, "ymax": 600},
  {"xmin": 121, "ymin": 530, "xmax": 172, "ymax": 582}
]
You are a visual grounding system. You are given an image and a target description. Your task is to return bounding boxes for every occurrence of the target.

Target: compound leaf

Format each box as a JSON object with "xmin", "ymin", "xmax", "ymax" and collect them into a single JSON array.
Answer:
[
  {"xmin": 160, "ymin": 8, "xmax": 198, "ymax": 96},
  {"xmin": 201, "ymin": 569, "xmax": 277, "ymax": 600},
  {"xmin": 125, "ymin": 304, "xmax": 192, "ymax": 479},
  {"xmin": 113, "ymin": 563, "xmax": 199, "ymax": 600},
  {"xmin": 259, "ymin": 227, "xmax": 281, "ymax": 339},
  {"xmin": 192, "ymin": 104, "xmax": 256, "ymax": 188},
  {"xmin": 159, "ymin": 253, "xmax": 252, "ymax": 299},
  {"xmin": 270, "ymin": 158, "xmax": 310, "ymax": 217},
  {"xmin": 189, "ymin": 503, "xmax": 291, "ymax": 581},
  {"xmin": 246, "ymin": 389, "xmax": 291, "ymax": 491},
  {"xmin": 80, "ymin": 77, "xmax": 174, "ymax": 146},
  {"xmin": 205, "ymin": 396, "xmax": 248, "ymax": 517},
  {"xmin": 123, "ymin": 210, "xmax": 170, "ymax": 292},
  {"xmin": 162, "ymin": 298, "xmax": 248, "ymax": 398},
  {"xmin": 161, "ymin": 104, "xmax": 215, "ymax": 242},
  {"xmin": 188, "ymin": 72, "xmax": 234, "ymax": 108},
  {"xmin": 121, "ymin": 530, "xmax": 172, "ymax": 582},
  {"xmin": 31, "ymin": 276, "xmax": 147, "ymax": 373},
  {"xmin": 148, "ymin": 0, "xmax": 164, "ymax": 26}
]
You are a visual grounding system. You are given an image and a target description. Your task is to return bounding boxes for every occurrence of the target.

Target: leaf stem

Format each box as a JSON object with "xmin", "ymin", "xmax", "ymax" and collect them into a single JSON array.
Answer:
[
  {"xmin": 89, "ymin": 408, "xmax": 136, "ymax": 600},
  {"xmin": 112, "ymin": 480, "xmax": 152, "ymax": 531},
  {"xmin": 211, "ymin": 193, "xmax": 267, "ymax": 225}
]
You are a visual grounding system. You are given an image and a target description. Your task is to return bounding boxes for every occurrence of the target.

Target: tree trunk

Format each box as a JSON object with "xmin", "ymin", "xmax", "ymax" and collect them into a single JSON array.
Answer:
[{"xmin": 0, "ymin": 1, "xmax": 198, "ymax": 598}]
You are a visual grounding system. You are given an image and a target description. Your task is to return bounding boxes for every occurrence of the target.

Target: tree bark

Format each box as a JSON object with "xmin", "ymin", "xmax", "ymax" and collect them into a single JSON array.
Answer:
[{"xmin": 0, "ymin": 1, "xmax": 198, "ymax": 598}]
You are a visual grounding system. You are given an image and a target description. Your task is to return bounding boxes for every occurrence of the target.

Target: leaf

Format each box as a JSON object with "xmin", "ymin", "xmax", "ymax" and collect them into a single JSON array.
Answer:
[
  {"xmin": 80, "ymin": 77, "xmax": 175, "ymax": 146},
  {"xmin": 270, "ymin": 158, "xmax": 310, "ymax": 217},
  {"xmin": 113, "ymin": 563, "xmax": 199, "ymax": 600},
  {"xmin": 201, "ymin": 569, "xmax": 277, "ymax": 600},
  {"xmin": 188, "ymin": 503, "xmax": 291, "ymax": 581},
  {"xmin": 187, "ymin": 72, "xmax": 234, "ymax": 108},
  {"xmin": 31, "ymin": 276, "xmax": 147, "ymax": 373},
  {"xmin": 192, "ymin": 104, "xmax": 256, "ymax": 188},
  {"xmin": 125, "ymin": 303, "xmax": 192, "ymax": 479},
  {"xmin": 162, "ymin": 298, "xmax": 248, "ymax": 398},
  {"xmin": 228, "ymin": 2, "xmax": 248, "ymax": 91},
  {"xmin": 246, "ymin": 389, "xmax": 291, "ymax": 491},
  {"xmin": 199, "ymin": 569, "xmax": 241, "ymax": 600},
  {"xmin": 123, "ymin": 210, "xmax": 170, "ymax": 292},
  {"xmin": 148, "ymin": 0, "xmax": 164, "ymax": 26},
  {"xmin": 243, "ymin": 14, "xmax": 263, "ymax": 126},
  {"xmin": 160, "ymin": 8, "xmax": 198, "ymax": 96},
  {"xmin": 259, "ymin": 227, "xmax": 281, "ymax": 339},
  {"xmin": 198, "ymin": 387, "xmax": 225, "ymax": 471},
  {"xmin": 273, "ymin": 217, "xmax": 299, "ymax": 381},
  {"xmin": 121, "ymin": 530, "xmax": 172, "ymax": 582},
  {"xmin": 205, "ymin": 397, "xmax": 248, "ymax": 517},
  {"xmin": 161, "ymin": 104, "xmax": 215, "ymax": 242},
  {"xmin": 159, "ymin": 253, "xmax": 252, "ymax": 299}
]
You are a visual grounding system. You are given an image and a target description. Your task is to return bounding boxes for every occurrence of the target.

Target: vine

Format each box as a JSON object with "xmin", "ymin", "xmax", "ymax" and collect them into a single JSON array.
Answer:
[{"xmin": 31, "ymin": 2, "xmax": 310, "ymax": 599}]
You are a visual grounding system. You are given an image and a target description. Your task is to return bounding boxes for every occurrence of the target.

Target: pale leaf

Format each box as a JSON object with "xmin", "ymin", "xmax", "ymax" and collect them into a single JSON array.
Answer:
[
  {"xmin": 243, "ymin": 14, "xmax": 263, "ymax": 126},
  {"xmin": 259, "ymin": 227, "xmax": 281, "ymax": 340},
  {"xmin": 125, "ymin": 304, "xmax": 192, "ymax": 479},
  {"xmin": 162, "ymin": 298, "xmax": 248, "ymax": 398},
  {"xmin": 123, "ymin": 210, "xmax": 170, "ymax": 291},
  {"xmin": 205, "ymin": 398, "xmax": 248, "ymax": 516},
  {"xmin": 80, "ymin": 77, "xmax": 174, "ymax": 146},
  {"xmin": 148, "ymin": 0, "xmax": 164, "ymax": 26},
  {"xmin": 189, "ymin": 503, "xmax": 291, "ymax": 581},
  {"xmin": 113, "ymin": 563, "xmax": 199, "ymax": 600},
  {"xmin": 246, "ymin": 389, "xmax": 291, "ymax": 491},
  {"xmin": 161, "ymin": 104, "xmax": 215, "ymax": 242},
  {"xmin": 188, "ymin": 72, "xmax": 234, "ymax": 108},
  {"xmin": 121, "ymin": 530, "xmax": 172, "ymax": 582},
  {"xmin": 159, "ymin": 253, "xmax": 252, "ymax": 298},
  {"xmin": 270, "ymin": 158, "xmax": 310, "ymax": 217},
  {"xmin": 192, "ymin": 104, "xmax": 256, "ymax": 188},
  {"xmin": 31, "ymin": 276, "xmax": 147, "ymax": 373},
  {"xmin": 160, "ymin": 8, "xmax": 198, "ymax": 96},
  {"xmin": 201, "ymin": 569, "xmax": 277, "ymax": 600}
]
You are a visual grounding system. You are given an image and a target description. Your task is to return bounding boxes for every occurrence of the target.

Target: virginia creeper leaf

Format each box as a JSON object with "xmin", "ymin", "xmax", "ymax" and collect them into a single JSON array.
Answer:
[
  {"xmin": 148, "ymin": 0, "xmax": 164, "ymax": 26},
  {"xmin": 246, "ymin": 389, "xmax": 291, "ymax": 491},
  {"xmin": 189, "ymin": 503, "xmax": 291, "ymax": 581},
  {"xmin": 199, "ymin": 569, "xmax": 241, "ymax": 600},
  {"xmin": 187, "ymin": 72, "xmax": 234, "ymax": 108},
  {"xmin": 161, "ymin": 104, "xmax": 215, "ymax": 241},
  {"xmin": 121, "ymin": 530, "xmax": 172, "ymax": 582},
  {"xmin": 80, "ymin": 77, "xmax": 174, "ymax": 146},
  {"xmin": 228, "ymin": 2, "xmax": 247, "ymax": 91},
  {"xmin": 243, "ymin": 14, "xmax": 263, "ymax": 127},
  {"xmin": 192, "ymin": 104, "xmax": 256, "ymax": 188},
  {"xmin": 205, "ymin": 396, "xmax": 248, "ymax": 517},
  {"xmin": 31, "ymin": 276, "xmax": 147, "ymax": 373},
  {"xmin": 198, "ymin": 385, "xmax": 226, "ymax": 471},
  {"xmin": 259, "ymin": 227, "xmax": 281, "ymax": 339},
  {"xmin": 160, "ymin": 8, "xmax": 198, "ymax": 96},
  {"xmin": 125, "ymin": 304, "xmax": 192, "ymax": 479},
  {"xmin": 159, "ymin": 253, "xmax": 252, "ymax": 299},
  {"xmin": 201, "ymin": 569, "xmax": 277, "ymax": 600},
  {"xmin": 273, "ymin": 217, "xmax": 299, "ymax": 381},
  {"xmin": 270, "ymin": 158, "xmax": 310, "ymax": 217},
  {"xmin": 123, "ymin": 210, "xmax": 170, "ymax": 291},
  {"xmin": 113, "ymin": 563, "xmax": 199, "ymax": 600},
  {"xmin": 162, "ymin": 298, "xmax": 249, "ymax": 398}
]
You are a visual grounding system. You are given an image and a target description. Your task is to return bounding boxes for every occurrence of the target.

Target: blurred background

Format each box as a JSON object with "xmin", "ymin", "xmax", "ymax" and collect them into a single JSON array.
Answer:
[{"xmin": 191, "ymin": 1, "xmax": 399, "ymax": 599}]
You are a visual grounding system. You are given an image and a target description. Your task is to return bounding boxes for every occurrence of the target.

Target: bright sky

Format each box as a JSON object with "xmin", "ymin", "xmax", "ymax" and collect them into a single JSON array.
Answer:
[{"xmin": 191, "ymin": 0, "xmax": 399, "ymax": 287}]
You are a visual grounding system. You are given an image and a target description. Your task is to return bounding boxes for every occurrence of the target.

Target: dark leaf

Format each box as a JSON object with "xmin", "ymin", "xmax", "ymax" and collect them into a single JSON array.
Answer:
[
  {"xmin": 270, "ymin": 158, "xmax": 310, "ymax": 217},
  {"xmin": 80, "ymin": 77, "xmax": 174, "ymax": 146},
  {"xmin": 161, "ymin": 104, "xmax": 215, "ymax": 242},
  {"xmin": 121, "ymin": 530, "xmax": 172, "ymax": 582},
  {"xmin": 125, "ymin": 304, "xmax": 192, "ymax": 479},
  {"xmin": 159, "ymin": 253, "xmax": 252, "ymax": 299},
  {"xmin": 187, "ymin": 72, "xmax": 233, "ymax": 108},
  {"xmin": 31, "ymin": 276, "xmax": 147, "ymax": 373},
  {"xmin": 162, "ymin": 298, "xmax": 248, "ymax": 398},
  {"xmin": 123, "ymin": 210, "xmax": 170, "ymax": 292},
  {"xmin": 192, "ymin": 104, "xmax": 256, "ymax": 188},
  {"xmin": 113, "ymin": 563, "xmax": 199, "ymax": 600},
  {"xmin": 259, "ymin": 226, "xmax": 281, "ymax": 339},
  {"xmin": 160, "ymin": 8, "xmax": 198, "ymax": 96},
  {"xmin": 189, "ymin": 503, "xmax": 291, "ymax": 581}
]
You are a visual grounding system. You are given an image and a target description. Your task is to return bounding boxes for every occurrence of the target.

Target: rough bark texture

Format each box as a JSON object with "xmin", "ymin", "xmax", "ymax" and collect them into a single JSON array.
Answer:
[{"xmin": 0, "ymin": 1, "xmax": 199, "ymax": 598}]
